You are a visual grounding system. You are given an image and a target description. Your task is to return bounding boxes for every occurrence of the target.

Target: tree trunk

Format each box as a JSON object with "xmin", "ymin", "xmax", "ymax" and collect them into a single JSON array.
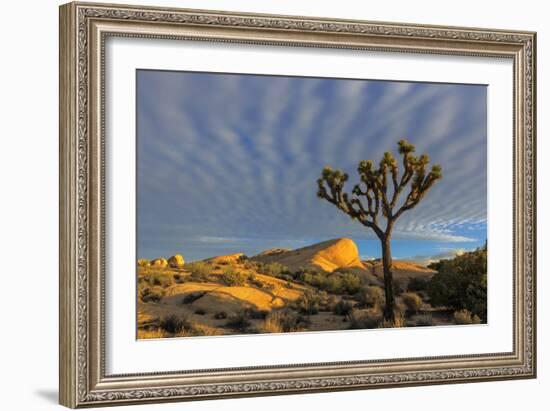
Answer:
[{"xmin": 380, "ymin": 235, "xmax": 396, "ymax": 323}]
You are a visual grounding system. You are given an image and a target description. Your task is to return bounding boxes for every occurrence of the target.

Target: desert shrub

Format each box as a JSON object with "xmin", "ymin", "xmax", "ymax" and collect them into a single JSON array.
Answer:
[
  {"xmin": 137, "ymin": 258, "xmax": 150, "ymax": 267},
  {"xmin": 347, "ymin": 307, "xmax": 383, "ymax": 329},
  {"xmin": 401, "ymin": 292, "xmax": 423, "ymax": 314},
  {"xmin": 355, "ymin": 286, "xmax": 385, "ymax": 308},
  {"xmin": 173, "ymin": 273, "xmax": 182, "ymax": 282},
  {"xmin": 194, "ymin": 308, "xmax": 206, "ymax": 315},
  {"xmin": 221, "ymin": 266, "xmax": 247, "ymax": 286},
  {"xmin": 393, "ymin": 278, "xmax": 407, "ymax": 295},
  {"xmin": 264, "ymin": 282, "xmax": 276, "ymax": 291},
  {"xmin": 298, "ymin": 270, "xmax": 325, "ymax": 288},
  {"xmin": 261, "ymin": 309, "xmax": 308, "ymax": 333},
  {"xmin": 159, "ymin": 315, "xmax": 190, "ymax": 334},
  {"xmin": 324, "ymin": 275, "xmax": 344, "ymax": 293},
  {"xmin": 245, "ymin": 308, "xmax": 269, "ymax": 319},
  {"xmin": 237, "ymin": 254, "xmax": 249, "ymax": 262},
  {"xmin": 428, "ymin": 245, "xmax": 487, "ymax": 321},
  {"xmin": 181, "ymin": 291, "xmax": 205, "ymax": 305},
  {"xmin": 339, "ymin": 272, "xmax": 362, "ymax": 294},
  {"xmin": 407, "ymin": 277, "xmax": 429, "ymax": 292},
  {"xmin": 243, "ymin": 260, "xmax": 259, "ymax": 270},
  {"xmin": 453, "ymin": 309, "xmax": 481, "ymax": 325},
  {"xmin": 333, "ymin": 300, "xmax": 354, "ymax": 316},
  {"xmin": 409, "ymin": 313, "xmax": 433, "ymax": 327},
  {"xmin": 186, "ymin": 261, "xmax": 211, "ymax": 282},
  {"xmin": 140, "ymin": 286, "xmax": 165, "ymax": 303},
  {"xmin": 257, "ymin": 262, "xmax": 290, "ymax": 277},
  {"xmin": 214, "ymin": 311, "xmax": 227, "ymax": 320},
  {"xmin": 297, "ymin": 269, "xmax": 361, "ymax": 295},
  {"xmin": 294, "ymin": 291, "xmax": 321, "ymax": 315},
  {"xmin": 189, "ymin": 323, "xmax": 223, "ymax": 337},
  {"xmin": 226, "ymin": 311, "xmax": 251, "ymax": 331},
  {"xmin": 149, "ymin": 273, "xmax": 174, "ymax": 288}
]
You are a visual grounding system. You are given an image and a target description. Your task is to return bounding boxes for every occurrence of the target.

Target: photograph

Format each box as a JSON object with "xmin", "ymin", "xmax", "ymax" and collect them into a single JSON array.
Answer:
[{"xmin": 136, "ymin": 70, "xmax": 488, "ymax": 339}]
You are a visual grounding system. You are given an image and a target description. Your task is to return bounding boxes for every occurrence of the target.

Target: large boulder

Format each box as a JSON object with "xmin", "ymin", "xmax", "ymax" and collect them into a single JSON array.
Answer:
[
  {"xmin": 168, "ymin": 254, "xmax": 185, "ymax": 268},
  {"xmin": 150, "ymin": 258, "xmax": 168, "ymax": 268},
  {"xmin": 252, "ymin": 238, "xmax": 363, "ymax": 273}
]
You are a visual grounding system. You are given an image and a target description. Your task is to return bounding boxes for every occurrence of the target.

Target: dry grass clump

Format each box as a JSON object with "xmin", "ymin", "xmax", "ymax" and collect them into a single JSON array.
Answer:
[
  {"xmin": 347, "ymin": 306, "xmax": 383, "ymax": 329},
  {"xmin": 186, "ymin": 261, "xmax": 211, "ymax": 282},
  {"xmin": 138, "ymin": 314, "xmax": 223, "ymax": 339},
  {"xmin": 401, "ymin": 292, "xmax": 423, "ymax": 314},
  {"xmin": 293, "ymin": 291, "xmax": 321, "ymax": 315},
  {"xmin": 139, "ymin": 286, "xmax": 165, "ymax": 303},
  {"xmin": 453, "ymin": 309, "xmax": 481, "ymax": 325},
  {"xmin": 355, "ymin": 285, "xmax": 385, "ymax": 308},
  {"xmin": 260, "ymin": 309, "xmax": 308, "ymax": 333}
]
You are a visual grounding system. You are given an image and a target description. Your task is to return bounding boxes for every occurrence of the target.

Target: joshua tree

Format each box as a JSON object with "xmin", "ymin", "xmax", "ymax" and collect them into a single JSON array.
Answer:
[{"xmin": 317, "ymin": 139, "xmax": 442, "ymax": 322}]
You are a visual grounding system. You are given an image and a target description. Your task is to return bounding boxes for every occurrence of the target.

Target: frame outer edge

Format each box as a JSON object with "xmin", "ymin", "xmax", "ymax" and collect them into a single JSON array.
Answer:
[
  {"xmin": 59, "ymin": 1, "xmax": 537, "ymax": 407},
  {"xmin": 59, "ymin": 2, "xmax": 79, "ymax": 409}
]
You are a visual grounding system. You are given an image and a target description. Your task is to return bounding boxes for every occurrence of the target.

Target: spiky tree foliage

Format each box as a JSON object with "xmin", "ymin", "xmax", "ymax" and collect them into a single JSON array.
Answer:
[{"xmin": 317, "ymin": 139, "xmax": 442, "ymax": 322}]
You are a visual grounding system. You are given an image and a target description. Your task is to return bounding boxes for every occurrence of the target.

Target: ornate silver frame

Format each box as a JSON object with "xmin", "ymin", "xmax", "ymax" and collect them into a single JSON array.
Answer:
[{"xmin": 59, "ymin": 1, "xmax": 536, "ymax": 408}]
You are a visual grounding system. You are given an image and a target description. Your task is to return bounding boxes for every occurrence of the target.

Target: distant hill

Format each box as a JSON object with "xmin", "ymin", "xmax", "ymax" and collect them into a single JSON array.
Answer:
[{"xmin": 363, "ymin": 259, "xmax": 436, "ymax": 286}]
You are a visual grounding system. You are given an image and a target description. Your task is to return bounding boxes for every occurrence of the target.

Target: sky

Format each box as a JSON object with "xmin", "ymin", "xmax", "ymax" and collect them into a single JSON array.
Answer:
[{"xmin": 136, "ymin": 70, "xmax": 487, "ymax": 263}]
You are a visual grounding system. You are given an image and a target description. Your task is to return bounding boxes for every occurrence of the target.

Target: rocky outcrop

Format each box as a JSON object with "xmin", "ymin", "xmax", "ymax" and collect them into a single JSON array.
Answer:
[
  {"xmin": 252, "ymin": 238, "xmax": 364, "ymax": 273},
  {"xmin": 168, "ymin": 254, "xmax": 185, "ymax": 268},
  {"xmin": 150, "ymin": 258, "xmax": 168, "ymax": 268}
]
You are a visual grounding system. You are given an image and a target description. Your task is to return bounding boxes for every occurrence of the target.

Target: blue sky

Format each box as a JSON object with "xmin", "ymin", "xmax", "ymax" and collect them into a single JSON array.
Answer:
[{"xmin": 137, "ymin": 70, "xmax": 487, "ymax": 262}]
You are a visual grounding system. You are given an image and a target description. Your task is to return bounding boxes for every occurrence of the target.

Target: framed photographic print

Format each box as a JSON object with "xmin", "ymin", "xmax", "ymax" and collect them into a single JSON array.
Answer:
[{"xmin": 59, "ymin": 1, "xmax": 537, "ymax": 408}]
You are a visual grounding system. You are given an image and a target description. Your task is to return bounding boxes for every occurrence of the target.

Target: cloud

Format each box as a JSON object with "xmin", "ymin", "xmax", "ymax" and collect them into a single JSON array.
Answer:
[{"xmin": 137, "ymin": 70, "xmax": 487, "ymax": 260}]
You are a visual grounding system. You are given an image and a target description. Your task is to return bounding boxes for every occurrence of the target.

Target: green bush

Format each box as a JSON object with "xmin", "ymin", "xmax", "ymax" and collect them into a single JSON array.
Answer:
[
  {"xmin": 428, "ymin": 245, "xmax": 487, "ymax": 321},
  {"xmin": 333, "ymin": 300, "xmax": 354, "ymax": 316},
  {"xmin": 257, "ymin": 262, "xmax": 290, "ymax": 277},
  {"xmin": 339, "ymin": 272, "xmax": 362, "ymax": 294},
  {"xmin": 401, "ymin": 292, "xmax": 423, "ymax": 314},
  {"xmin": 355, "ymin": 286, "xmax": 385, "ymax": 308},
  {"xmin": 294, "ymin": 291, "xmax": 321, "ymax": 315},
  {"xmin": 407, "ymin": 277, "xmax": 429, "ymax": 292},
  {"xmin": 237, "ymin": 254, "xmax": 249, "ymax": 262},
  {"xmin": 221, "ymin": 266, "xmax": 247, "ymax": 286},
  {"xmin": 393, "ymin": 278, "xmax": 406, "ymax": 295}
]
